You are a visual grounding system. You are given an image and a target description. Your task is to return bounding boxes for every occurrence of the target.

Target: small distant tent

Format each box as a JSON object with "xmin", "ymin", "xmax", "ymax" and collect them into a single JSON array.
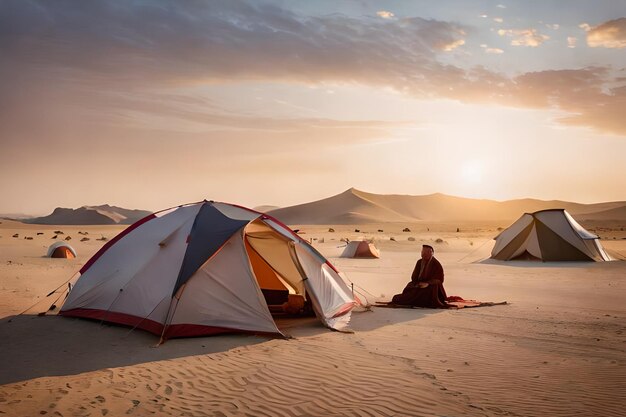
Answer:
[
  {"xmin": 60, "ymin": 201, "xmax": 357, "ymax": 340},
  {"xmin": 491, "ymin": 209, "xmax": 611, "ymax": 262},
  {"xmin": 341, "ymin": 241, "xmax": 381, "ymax": 258},
  {"xmin": 47, "ymin": 242, "xmax": 77, "ymax": 259}
]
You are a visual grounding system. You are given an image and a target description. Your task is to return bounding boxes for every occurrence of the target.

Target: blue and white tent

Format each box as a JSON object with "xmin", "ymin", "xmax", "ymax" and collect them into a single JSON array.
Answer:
[{"xmin": 60, "ymin": 201, "xmax": 356, "ymax": 340}]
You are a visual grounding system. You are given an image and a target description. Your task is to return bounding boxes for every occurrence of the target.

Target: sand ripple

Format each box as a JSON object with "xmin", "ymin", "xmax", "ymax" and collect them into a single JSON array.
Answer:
[
  {"xmin": 0, "ymin": 332, "xmax": 500, "ymax": 417},
  {"xmin": 355, "ymin": 306, "xmax": 626, "ymax": 417}
]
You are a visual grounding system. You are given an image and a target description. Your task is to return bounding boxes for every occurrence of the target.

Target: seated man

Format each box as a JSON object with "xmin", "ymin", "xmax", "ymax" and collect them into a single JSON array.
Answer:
[{"xmin": 391, "ymin": 244, "xmax": 448, "ymax": 308}]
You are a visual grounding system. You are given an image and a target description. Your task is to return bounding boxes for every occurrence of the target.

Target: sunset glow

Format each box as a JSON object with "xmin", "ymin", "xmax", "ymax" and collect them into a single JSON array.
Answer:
[{"xmin": 1, "ymin": 1, "xmax": 625, "ymax": 215}]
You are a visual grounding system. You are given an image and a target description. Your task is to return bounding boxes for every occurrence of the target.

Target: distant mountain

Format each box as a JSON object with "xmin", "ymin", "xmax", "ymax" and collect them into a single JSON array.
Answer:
[
  {"xmin": 0, "ymin": 213, "xmax": 37, "ymax": 220},
  {"xmin": 24, "ymin": 204, "xmax": 152, "ymax": 225},
  {"xmin": 267, "ymin": 188, "xmax": 626, "ymax": 225}
]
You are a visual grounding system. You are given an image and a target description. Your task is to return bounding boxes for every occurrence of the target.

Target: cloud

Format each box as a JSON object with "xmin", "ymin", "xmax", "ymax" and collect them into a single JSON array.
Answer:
[
  {"xmin": 493, "ymin": 17, "xmax": 503, "ymax": 23},
  {"xmin": 497, "ymin": 4, "xmax": 507, "ymax": 9},
  {"xmin": 1, "ymin": 0, "xmax": 624, "ymax": 137},
  {"xmin": 440, "ymin": 38, "xmax": 466, "ymax": 51},
  {"xmin": 498, "ymin": 28, "xmax": 550, "ymax": 46},
  {"xmin": 567, "ymin": 36, "xmax": 577, "ymax": 48},
  {"xmin": 511, "ymin": 67, "xmax": 626, "ymax": 135},
  {"xmin": 0, "ymin": 1, "xmax": 468, "ymax": 86},
  {"xmin": 0, "ymin": 78, "xmax": 402, "ymax": 149},
  {"xmin": 376, "ymin": 10, "xmax": 394, "ymax": 19},
  {"xmin": 480, "ymin": 44, "xmax": 504, "ymax": 54},
  {"xmin": 0, "ymin": 0, "xmax": 471, "ymax": 152},
  {"xmin": 546, "ymin": 24, "xmax": 559, "ymax": 30},
  {"xmin": 583, "ymin": 18, "xmax": 626, "ymax": 48}
]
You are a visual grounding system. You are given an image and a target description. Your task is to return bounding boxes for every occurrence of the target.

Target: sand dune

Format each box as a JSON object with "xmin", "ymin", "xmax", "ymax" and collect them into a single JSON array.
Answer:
[
  {"xmin": 268, "ymin": 188, "xmax": 626, "ymax": 225},
  {"xmin": 577, "ymin": 205, "xmax": 626, "ymax": 221},
  {"xmin": 252, "ymin": 205, "xmax": 281, "ymax": 213},
  {"xmin": 0, "ymin": 329, "xmax": 484, "ymax": 416},
  {"xmin": 268, "ymin": 188, "xmax": 416, "ymax": 225}
]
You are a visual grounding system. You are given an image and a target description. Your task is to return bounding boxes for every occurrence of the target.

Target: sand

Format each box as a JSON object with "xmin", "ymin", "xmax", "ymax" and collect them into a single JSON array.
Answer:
[{"xmin": 1, "ymin": 220, "xmax": 625, "ymax": 416}]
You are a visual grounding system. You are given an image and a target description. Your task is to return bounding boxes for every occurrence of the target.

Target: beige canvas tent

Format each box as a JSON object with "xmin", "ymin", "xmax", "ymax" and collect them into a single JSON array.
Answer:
[
  {"xmin": 491, "ymin": 209, "xmax": 611, "ymax": 261},
  {"xmin": 341, "ymin": 240, "xmax": 380, "ymax": 258}
]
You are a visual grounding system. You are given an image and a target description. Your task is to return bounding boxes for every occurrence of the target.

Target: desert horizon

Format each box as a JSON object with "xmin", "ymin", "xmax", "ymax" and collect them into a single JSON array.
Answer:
[
  {"xmin": 4, "ymin": 187, "xmax": 626, "ymax": 225},
  {"xmin": 4, "ymin": 187, "xmax": 626, "ymax": 220}
]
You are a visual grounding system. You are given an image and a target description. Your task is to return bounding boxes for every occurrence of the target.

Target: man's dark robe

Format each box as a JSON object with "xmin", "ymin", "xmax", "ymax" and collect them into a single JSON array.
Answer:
[{"xmin": 391, "ymin": 257, "xmax": 448, "ymax": 308}]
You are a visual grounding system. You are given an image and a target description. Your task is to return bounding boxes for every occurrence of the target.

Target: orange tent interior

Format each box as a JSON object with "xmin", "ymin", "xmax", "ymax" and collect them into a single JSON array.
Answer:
[
  {"xmin": 244, "ymin": 239, "xmax": 305, "ymax": 313},
  {"xmin": 51, "ymin": 246, "xmax": 75, "ymax": 259}
]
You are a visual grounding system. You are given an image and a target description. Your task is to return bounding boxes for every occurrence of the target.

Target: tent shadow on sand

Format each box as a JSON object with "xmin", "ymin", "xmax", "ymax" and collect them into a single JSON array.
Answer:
[
  {"xmin": 0, "ymin": 307, "xmax": 446, "ymax": 385},
  {"xmin": 0, "ymin": 314, "xmax": 278, "ymax": 385}
]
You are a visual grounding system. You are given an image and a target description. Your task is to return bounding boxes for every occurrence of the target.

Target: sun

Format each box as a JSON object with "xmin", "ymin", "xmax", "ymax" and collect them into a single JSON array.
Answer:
[{"xmin": 460, "ymin": 160, "xmax": 484, "ymax": 184}]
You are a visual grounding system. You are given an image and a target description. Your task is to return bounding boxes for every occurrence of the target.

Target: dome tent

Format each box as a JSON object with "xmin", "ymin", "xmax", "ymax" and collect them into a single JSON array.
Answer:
[
  {"xmin": 60, "ymin": 201, "xmax": 357, "ymax": 340},
  {"xmin": 491, "ymin": 209, "xmax": 611, "ymax": 262},
  {"xmin": 340, "ymin": 240, "xmax": 380, "ymax": 258},
  {"xmin": 47, "ymin": 242, "xmax": 77, "ymax": 259}
]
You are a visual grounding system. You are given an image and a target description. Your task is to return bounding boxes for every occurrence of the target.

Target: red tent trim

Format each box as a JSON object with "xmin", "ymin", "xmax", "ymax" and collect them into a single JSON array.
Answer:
[{"xmin": 60, "ymin": 308, "xmax": 282, "ymax": 339}]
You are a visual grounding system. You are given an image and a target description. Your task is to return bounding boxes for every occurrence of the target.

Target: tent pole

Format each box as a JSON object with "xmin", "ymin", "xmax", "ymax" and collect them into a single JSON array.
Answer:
[
  {"xmin": 124, "ymin": 294, "xmax": 170, "ymax": 339},
  {"xmin": 156, "ymin": 284, "xmax": 187, "ymax": 346}
]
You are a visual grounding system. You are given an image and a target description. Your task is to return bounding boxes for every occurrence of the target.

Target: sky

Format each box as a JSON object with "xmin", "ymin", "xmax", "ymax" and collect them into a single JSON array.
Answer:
[{"xmin": 1, "ymin": 0, "xmax": 625, "ymax": 215}]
